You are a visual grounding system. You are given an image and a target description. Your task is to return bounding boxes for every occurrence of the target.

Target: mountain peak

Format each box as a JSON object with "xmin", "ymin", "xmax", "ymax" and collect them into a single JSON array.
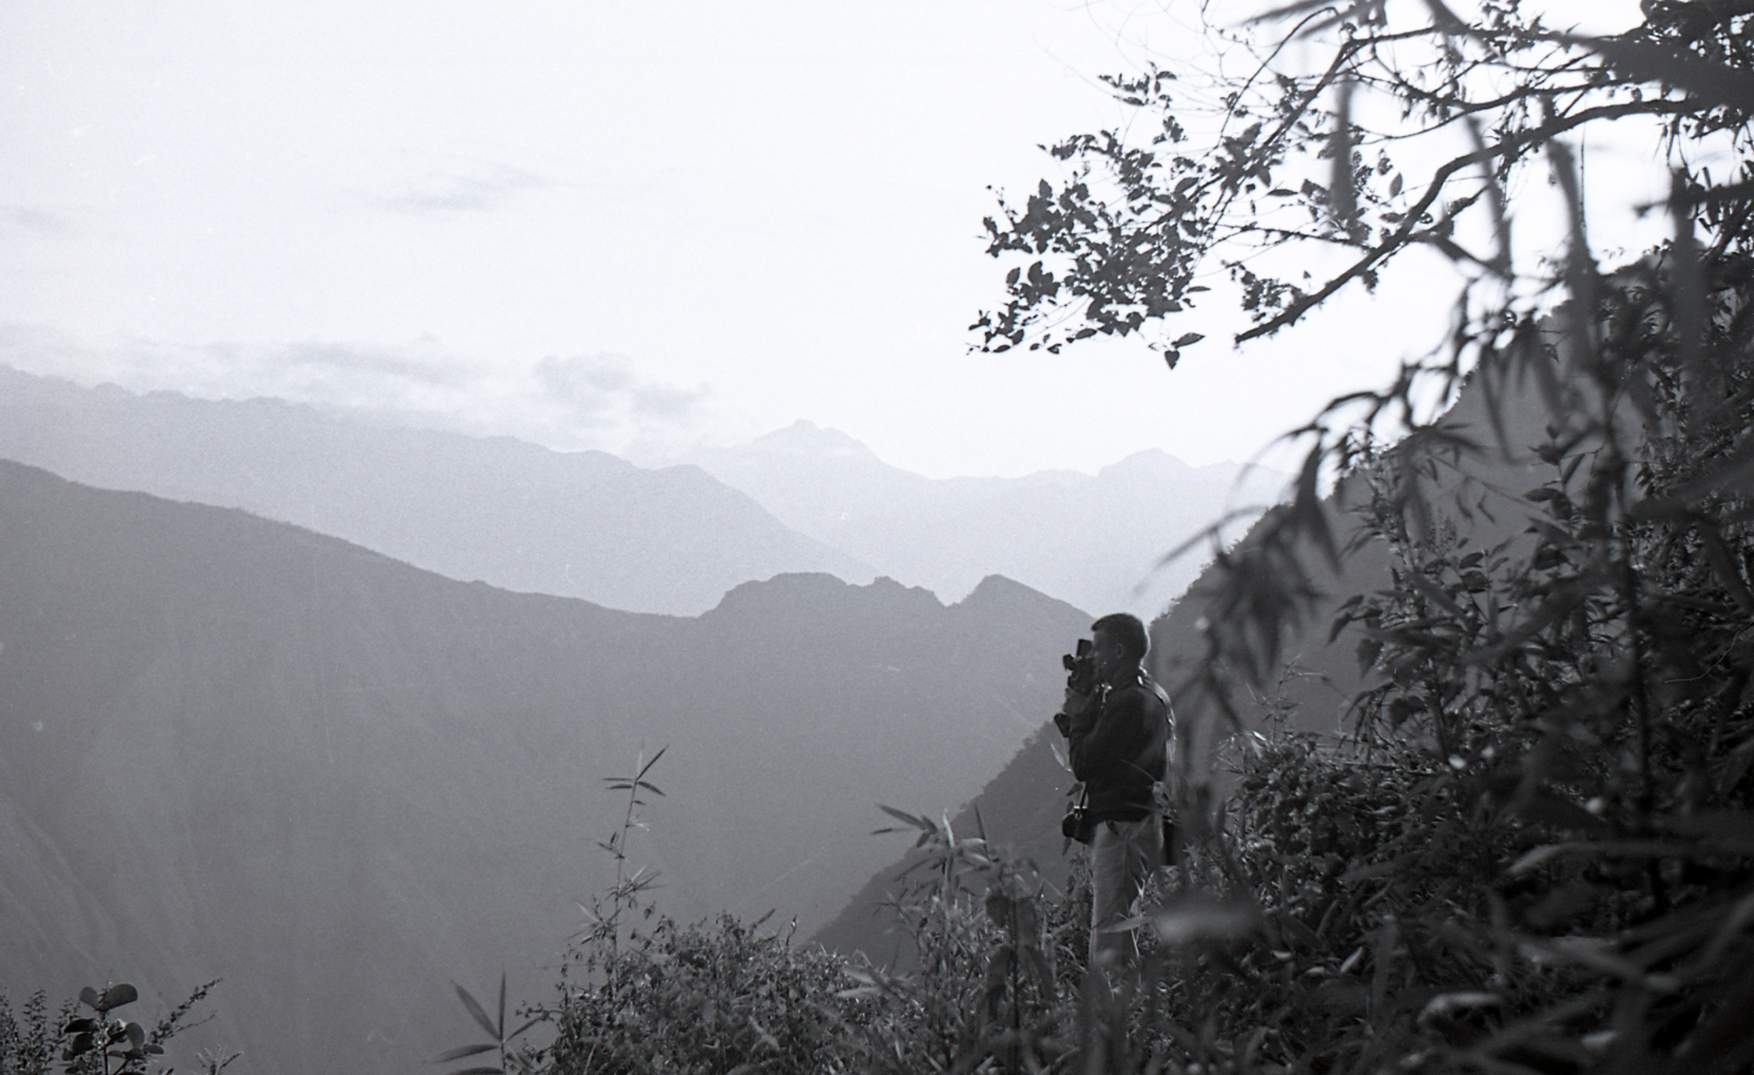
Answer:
[
  {"xmin": 1098, "ymin": 448, "xmax": 1193, "ymax": 479},
  {"xmin": 749, "ymin": 420, "xmax": 878, "ymax": 461},
  {"xmin": 956, "ymin": 574, "xmax": 1090, "ymax": 620},
  {"xmin": 706, "ymin": 572, "xmax": 944, "ymax": 620}
]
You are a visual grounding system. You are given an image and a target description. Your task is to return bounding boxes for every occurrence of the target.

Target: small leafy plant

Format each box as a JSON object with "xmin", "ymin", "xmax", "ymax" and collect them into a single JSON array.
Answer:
[{"xmin": 1, "ymin": 980, "xmax": 228, "ymax": 1075}]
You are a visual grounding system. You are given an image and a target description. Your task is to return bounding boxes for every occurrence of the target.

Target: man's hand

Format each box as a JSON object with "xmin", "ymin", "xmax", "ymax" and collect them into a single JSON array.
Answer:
[{"xmin": 1056, "ymin": 686, "xmax": 1097, "ymax": 736}]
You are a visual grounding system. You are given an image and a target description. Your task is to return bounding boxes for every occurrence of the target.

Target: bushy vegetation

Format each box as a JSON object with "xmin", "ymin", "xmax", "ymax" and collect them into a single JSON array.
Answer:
[{"xmin": 0, "ymin": 981, "xmax": 230, "ymax": 1075}]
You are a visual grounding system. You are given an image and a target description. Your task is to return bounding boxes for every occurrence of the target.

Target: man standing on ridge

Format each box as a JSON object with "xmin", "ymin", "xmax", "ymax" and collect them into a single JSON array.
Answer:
[{"xmin": 1059, "ymin": 612, "xmax": 1173, "ymax": 977}]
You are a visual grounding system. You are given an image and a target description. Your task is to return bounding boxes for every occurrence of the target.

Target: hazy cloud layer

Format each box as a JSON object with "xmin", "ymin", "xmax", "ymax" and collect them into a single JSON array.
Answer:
[{"xmin": 0, "ymin": 323, "xmax": 713, "ymax": 458}]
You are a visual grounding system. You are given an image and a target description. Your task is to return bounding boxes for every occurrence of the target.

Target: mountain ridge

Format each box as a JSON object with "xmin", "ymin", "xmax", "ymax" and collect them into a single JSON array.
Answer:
[
  {"xmin": 0, "ymin": 457, "xmax": 1089, "ymax": 1074},
  {"xmin": 0, "ymin": 365, "xmax": 875, "ymax": 615},
  {"xmin": 687, "ymin": 424, "xmax": 1287, "ymax": 617}
]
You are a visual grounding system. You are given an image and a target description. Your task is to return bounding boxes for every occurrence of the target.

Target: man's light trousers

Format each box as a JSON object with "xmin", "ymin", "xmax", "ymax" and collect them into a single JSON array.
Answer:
[{"xmin": 1088, "ymin": 814, "xmax": 1164, "ymax": 973}]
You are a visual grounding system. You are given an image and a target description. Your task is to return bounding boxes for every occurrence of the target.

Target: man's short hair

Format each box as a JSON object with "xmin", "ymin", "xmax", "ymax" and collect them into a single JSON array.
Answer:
[{"xmin": 1091, "ymin": 612, "xmax": 1148, "ymax": 663}]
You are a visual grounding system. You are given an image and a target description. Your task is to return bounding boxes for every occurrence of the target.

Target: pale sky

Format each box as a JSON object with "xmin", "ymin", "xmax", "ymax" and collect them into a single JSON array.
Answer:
[{"xmin": 1, "ymin": 0, "xmax": 1671, "ymax": 478}]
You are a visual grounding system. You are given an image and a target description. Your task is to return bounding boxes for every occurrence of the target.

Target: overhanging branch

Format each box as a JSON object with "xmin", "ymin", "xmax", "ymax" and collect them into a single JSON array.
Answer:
[{"xmin": 1233, "ymin": 97, "xmax": 1696, "ymax": 343}]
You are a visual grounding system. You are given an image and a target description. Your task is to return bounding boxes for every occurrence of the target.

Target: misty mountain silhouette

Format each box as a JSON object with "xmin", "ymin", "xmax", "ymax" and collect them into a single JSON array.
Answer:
[
  {"xmin": 0, "ymin": 460, "xmax": 1089, "ymax": 1075},
  {"xmin": 0, "ymin": 366, "xmax": 874, "ymax": 614},
  {"xmin": 690, "ymin": 419, "xmax": 1287, "ymax": 618}
]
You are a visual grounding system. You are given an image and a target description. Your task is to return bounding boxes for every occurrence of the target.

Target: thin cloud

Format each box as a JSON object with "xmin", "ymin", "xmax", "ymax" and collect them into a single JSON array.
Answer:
[
  {"xmin": 352, "ymin": 162, "xmax": 547, "ymax": 216},
  {"xmin": 0, "ymin": 324, "xmax": 719, "ymax": 460},
  {"xmin": 0, "ymin": 326, "xmax": 478, "ymax": 412},
  {"xmin": 536, "ymin": 352, "xmax": 708, "ymax": 429},
  {"xmin": 630, "ymin": 381, "xmax": 705, "ymax": 419},
  {"xmin": 2, "ymin": 205, "xmax": 78, "ymax": 237},
  {"xmin": 276, "ymin": 340, "xmax": 472, "ymax": 387}
]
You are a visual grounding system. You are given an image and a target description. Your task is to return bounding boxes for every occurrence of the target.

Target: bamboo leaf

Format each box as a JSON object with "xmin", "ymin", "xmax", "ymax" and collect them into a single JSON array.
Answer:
[
  {"xmin": 1462, "ymin": 112, "xmax": 1511, "ymax": 276},
  {"xmin": 1419, "ymin": 991, "xmax": 1501, "ymax": 1021},
  {"xmin": 452, "ymin": 982, "xmax": 499, "ymax": 1040},
  {"xmin": 636, "ymin": 744, "xmax": 669, "ymax": 781},
  {"xmin": 1329, "ymin": 78, "xmax": 1359, "ymax": 240},
  {"xmin": 1153, "ymin": 508, "xmax": 1267, "ymax": 570},
  {"xmin": 1670, "ymin": 170, "xmax": 1706, "ymax": 378},
  {"xmin": 875, "ymin": 803, "xmax": 933, "ymax": 831},
  {"xmin": 1152, "ymin": 896, "xmax": 1260, "ymax": 945},
  {"xmin": 1676, "ymin": 437, "xmax": 1754, "ymax": 501},
  {"xmin": 1699, "ymin": 526, "xmax": 1754, "ymax": 615},
  {"xmin": 1405, "ymin": 570, "xmax": 1466, "ymax": 620},
  {"xmin": 1667, "ymin": 811, "xmax": 1754, "ymax": 856},
  {"xmin": 434, "ymin": 1043, "xmax": 497, "ymax": 1062}
]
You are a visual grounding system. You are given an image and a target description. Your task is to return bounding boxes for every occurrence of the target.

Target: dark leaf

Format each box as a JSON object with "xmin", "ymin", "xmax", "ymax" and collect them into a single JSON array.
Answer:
[
  {"xmin": 1515, "ymin": 789, "xmax": 1610, "ymax": 834},
  {"xmin": 1405, "ymin": 571, "xmax": 1466, "ymax": 620},
  {"xmin": 1329, "ymin": 79, "xmax": 1358, "ymax": 239},
  {"xmin": 1558, "ymin": 32, "xmax": 1754, "ymax": 113},
  {"xmin": 97, "ymin": 985, "xmax": 137, "ymax": 1013},
  {"xmin": 435, "ymin": 1043, "xmax": 498, "ymax": 1062},
  {"xmin": 1667, "ymin": 812, "xmax": 1754, "ymax": 856},
  {"xmin": 1152, "ymin": 896, "xmax": 1260, "ymax": 945},
  {"xmin": 1676, "ymin": 437, "xmax": 1754, "ymax": 502},
  {"xmin": 875, "ymin": 804, "xmax": 933, "ymax": 832},
  {"xmin": 635, "ymin": 745, "xmax": 668, "ymax": 782},
  {"xmin": 452, "ymin": 982, "xmax": 498, "ymax": 1041}
]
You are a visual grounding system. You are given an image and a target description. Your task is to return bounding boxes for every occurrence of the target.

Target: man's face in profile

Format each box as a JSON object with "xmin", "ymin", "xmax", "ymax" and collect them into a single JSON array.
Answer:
[{"xmin": 1091, "ymin": 628, "xmax": 1130, "ymax": 686}]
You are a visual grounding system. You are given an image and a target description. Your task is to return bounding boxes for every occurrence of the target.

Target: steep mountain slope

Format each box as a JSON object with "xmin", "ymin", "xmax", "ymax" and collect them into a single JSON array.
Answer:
[
  {"xmin": 0, "ymin": 366, "xmax": 873, "ymax": 614},
  {"xmin": 690, "ymin": 421, "xmax": 1286, "ymax": 618},
  {"xmin": 0, "ymin": 461, "xmax": 1088, "ymax": 1074},
  {"xmin": 815, "ymin": 357, "xmax": 1570, "ymax": 958}
]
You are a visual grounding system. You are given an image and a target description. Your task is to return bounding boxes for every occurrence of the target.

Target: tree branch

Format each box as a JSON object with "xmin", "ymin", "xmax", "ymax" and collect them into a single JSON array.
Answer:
[{"xmin": 1234, "ymin": 97, "xmax": 1696, "ymax": 343}]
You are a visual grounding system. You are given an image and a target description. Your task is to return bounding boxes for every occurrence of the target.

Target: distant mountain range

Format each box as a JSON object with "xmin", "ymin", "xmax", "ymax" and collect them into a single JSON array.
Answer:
[
  {"xmin": 689, "ymin": 420, "xmax": 1286, "ymax": 618},
  {"xmin": 0, "ymin": 367, "xmax": 1281, "ymax": 619},
  {"xmin": 0, "ymin": 366, "xmax": 874, "ymax": 615},
  {"xmin": 0, "ymin": 460, "xmax": 1089, "ymax": 1075}
]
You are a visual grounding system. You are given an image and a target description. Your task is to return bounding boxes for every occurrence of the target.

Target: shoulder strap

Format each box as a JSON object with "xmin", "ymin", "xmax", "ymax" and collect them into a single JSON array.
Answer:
[{"xmin": 1127, "ymin": 675, "xmax": 1172, "ymax": 780}]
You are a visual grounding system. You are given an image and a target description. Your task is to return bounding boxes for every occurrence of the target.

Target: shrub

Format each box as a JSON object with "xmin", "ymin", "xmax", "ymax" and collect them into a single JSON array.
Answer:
[{"xmin": 0, "ymin": 981, "xmax": 229, "ymax": 1075}]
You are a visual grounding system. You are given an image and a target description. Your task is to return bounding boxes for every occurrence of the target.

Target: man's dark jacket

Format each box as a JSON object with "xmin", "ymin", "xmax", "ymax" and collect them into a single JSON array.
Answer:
[{"xmin": 1069, "ymin": 673, "xmax": 1172, "ymax": 822}]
